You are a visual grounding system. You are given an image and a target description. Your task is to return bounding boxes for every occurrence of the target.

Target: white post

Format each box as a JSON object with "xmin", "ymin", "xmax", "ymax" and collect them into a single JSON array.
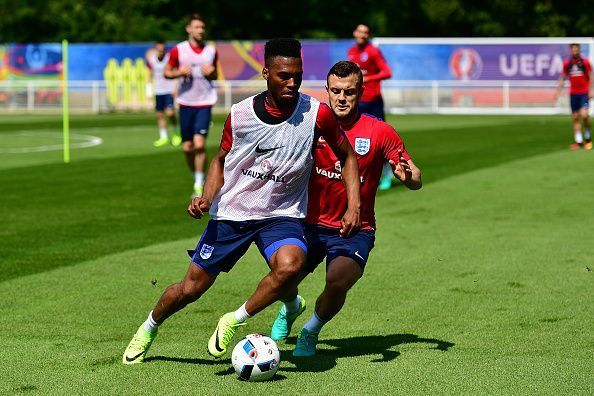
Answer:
[
  {"xmin": 27, "ymin": 81, "xmax": 35, "ymax": 112},
  {"xmin": 503, "ymin": 81, "xmax": 510, "ymax": 112},
  {"xmin": 431, "ymin": 81, "xmax": 439, "ymax": 113},
  {"xmin": 92, "ymin": 81, "xmax": 100, "ymax": 113},
  {"xmin": 225, "ymin": 81, "xmax": 232, "ymax": 112}
]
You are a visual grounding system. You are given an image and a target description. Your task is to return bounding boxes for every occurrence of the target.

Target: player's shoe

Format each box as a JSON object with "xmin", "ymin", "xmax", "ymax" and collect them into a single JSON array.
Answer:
[
  {"xmin": 208, "ymin": 312, "xmax": 245, "ymax": 358},
  {"xmin": 292, "ymin": 328, "xmax": 318, "ymax": 357},
  {"xmin": 153, "ymin": 137, "xmax": 170, "ymax": 147},
  {"xmin": 378, "ymin": 174, "xmax": 392, "ymax": 190},
  {"xmin": 570, "ymin": 142, "xmax": 583, "ymax": 150},
  {"xmin": 584, "ymin": 141, "xmax": 593, "ymax": 150},
  {"xmin": 122, "ymin": 325, "xmax": 158, "ymax": 364},
  {"xmin": 192, "ymin": 184, "xmax": 203, "ymax": 199},
  {"xmin": 270, "ymin": 296, "xmax": 307, "ymax": 341},
  {"xmin": 171, "ymin": 134, "xmax": 182, "ymax": 147}
]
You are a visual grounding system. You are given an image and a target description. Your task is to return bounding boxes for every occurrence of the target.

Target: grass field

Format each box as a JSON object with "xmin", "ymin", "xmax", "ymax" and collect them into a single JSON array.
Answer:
[{"xmin": 1, "ymin": 112, "xmax": 593, "ymax": 394}]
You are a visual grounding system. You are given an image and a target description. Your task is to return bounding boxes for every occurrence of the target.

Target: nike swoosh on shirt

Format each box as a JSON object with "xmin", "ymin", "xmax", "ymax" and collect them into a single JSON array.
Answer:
[
  {"xmin": 354, "ymin": 251, "xmax": 364, "ymax": 260},
  {"xmin": 125, "ymin": 351, "xmax": 145, "ymax": 362},
  {"xmin": 255, "ymin": 145, "xmax": 284, "ymax": 154}
]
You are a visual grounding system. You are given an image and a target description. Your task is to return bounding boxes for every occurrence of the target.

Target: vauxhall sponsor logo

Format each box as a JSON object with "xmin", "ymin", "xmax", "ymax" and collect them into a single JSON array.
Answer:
[
  {"xmin": 315, "ymin": 167, "xmax": 365, "ymax": 183},
  {"xmin": 241, "ymin": 168, "xmax": 286, "ymax": 183}
]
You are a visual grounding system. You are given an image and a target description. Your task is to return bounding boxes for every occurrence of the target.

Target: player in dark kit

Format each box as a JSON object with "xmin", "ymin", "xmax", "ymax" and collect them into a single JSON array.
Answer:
[
  {"xmin": 269, "ymin": 61, "xmax": 422, "ymax": 356},
  {"xmin": 555, "ymin": 43, "xmax": 593, "ymax": 150},
  {"xmin": 348, "ymin": 23, "xmax": 395, "ymax": 189}
]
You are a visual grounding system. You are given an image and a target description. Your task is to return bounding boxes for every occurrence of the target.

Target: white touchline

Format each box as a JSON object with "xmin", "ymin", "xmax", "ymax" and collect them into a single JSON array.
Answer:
[{"xmin": 0, "ymin": 132, "xmax": 103, "ymax": 154}]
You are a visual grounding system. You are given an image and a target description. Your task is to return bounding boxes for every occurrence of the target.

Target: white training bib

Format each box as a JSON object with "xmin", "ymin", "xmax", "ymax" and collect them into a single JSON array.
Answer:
[
  {"xmin": 176, "ymin": 41, "xmax": 217, "ymax": 106},
  {"xmin": 149, "ymin": 53, "xmax": 176, "ymax": 95},
  {"xmin": 210, "ymin": 93, "xmax": 320, "ymax": 221}
]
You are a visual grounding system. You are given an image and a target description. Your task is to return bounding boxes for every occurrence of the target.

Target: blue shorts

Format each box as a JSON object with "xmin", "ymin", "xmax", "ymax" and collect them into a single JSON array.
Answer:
[
  {"xmin": 570, "ymin": 94, "xmax": 589, "ymax": 113},
  {"xmin": 188, "ymin": 217, "xmax": 308, "ymax": 275},
  {"xmin": 179, "ymin": 105, "xmax": 212, "ymax": 141},
  {"xmin": 304, "ymin": 224, "xmax": 375, "ymax": 273},
  {"xmin": 359, "ymin": 98, "xmax": 385, "ymax": 121},
  {"xmin": 155, "ymin": 94, "xmax": 174, "ymax": 111}
]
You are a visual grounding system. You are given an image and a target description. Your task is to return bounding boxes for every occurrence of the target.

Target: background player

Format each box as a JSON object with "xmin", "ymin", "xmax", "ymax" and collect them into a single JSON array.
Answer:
[
  {"xmin": 269, "ymin": 61, "xmax": 422, "ymax": 357},
  {"xmin": 123, "ymin": 39, "xmax": 361, "ymax": 364},
  {"xmin": 348, "ymin": 23, "xmax": 394, "ymax": 189},
  {"xmin": 147, "ymin": 40, "xmax": 180, "ymax": 147},
  {"xmin": 555, "ymin": 43, "xmax": 593, "ymax": 150},
  {"xmin": 164, "ymin": 14, "xmax": 218, "ymax": 197}
]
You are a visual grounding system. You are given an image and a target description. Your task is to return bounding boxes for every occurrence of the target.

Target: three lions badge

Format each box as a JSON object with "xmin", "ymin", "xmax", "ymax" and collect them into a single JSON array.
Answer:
[
  {"xmin": 199, "ymin": 244, "xmax": 215, "ymax": 260},
  {"xmin": 354, "ymin": 138, "xmax": 370, "ymax": 155}
]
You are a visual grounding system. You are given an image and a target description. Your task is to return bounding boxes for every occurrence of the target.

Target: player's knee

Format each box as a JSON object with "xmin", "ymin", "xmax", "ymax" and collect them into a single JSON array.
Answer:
[
  {"xmin": 272, "ymin": 255, "xmax": 303, "ymax": 284},
  {"xmin": 182, "ymin": 142, "xmax": 194, "ymax": 153},
  {"xmin": 325, "ymin": 276, "xmax": 353, "ymax": 294},
  {"xmin": 179, "ymin": 281, "xmax": 202, "ymax": 303}
]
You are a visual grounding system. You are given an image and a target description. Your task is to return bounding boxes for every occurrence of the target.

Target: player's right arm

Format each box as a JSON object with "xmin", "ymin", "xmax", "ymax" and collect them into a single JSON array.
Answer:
[
  {"xmin": 187, "ymin": 115, "xmax": 231, "ymax": 219},
  {"xmin": 164, "ymin": 46, "xmax": 192, "ymax": 79},
  {"xmin": 555, "ymin": 60, "xmax": 569, "ymax": 101}
]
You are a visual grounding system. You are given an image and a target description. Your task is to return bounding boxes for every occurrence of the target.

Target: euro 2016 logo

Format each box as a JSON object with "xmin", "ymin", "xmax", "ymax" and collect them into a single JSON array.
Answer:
[
  {"xmin": 260, "ymin": 159, "xmax": 272, "ymax": 173},
  {"xmin": 449, "ymin": 48, "xmax": 483, "ymax": 80}
]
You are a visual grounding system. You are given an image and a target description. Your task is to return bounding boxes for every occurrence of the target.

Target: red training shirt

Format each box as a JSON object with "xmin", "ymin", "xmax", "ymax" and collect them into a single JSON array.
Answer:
[
  {"xmin": 563, "ymin": 57, "xmax": 592, "ymax": 95},
  {"xmin": 306, "ymin": 113, "xmax": 411, "ymax": 231},
  {"xmin": 347, "ymin": 43, "xmax": 392, "ymax": 103}
]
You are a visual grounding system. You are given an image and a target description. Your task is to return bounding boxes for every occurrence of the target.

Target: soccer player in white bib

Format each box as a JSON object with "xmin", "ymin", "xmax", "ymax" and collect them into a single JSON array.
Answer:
[
  {"xmin": 123, "ymin": 38, "xmax": 361, "ymax": 364},
  {"xmin": 164, "ymin": 14, "xmax": 218, "ymax": 197},
  {"xmin": 146, "ymin": 40, "xmax": 180, "ymax": 148}
]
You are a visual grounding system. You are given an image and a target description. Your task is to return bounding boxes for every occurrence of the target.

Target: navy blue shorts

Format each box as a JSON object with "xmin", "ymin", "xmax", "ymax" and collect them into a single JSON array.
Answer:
[
  {"xmin": 155, "ymin": 94, "xmax": 174, "ymax": 111},
  {"xmin": 188, "ymin": 217, "xmax": 308, "ymax": 275},
  {"xmin": 304, "ymin": 224, "xmax": 375, "ymax": 273},
  {"xmin": 359, "ymin": 98, "xmax": 385, "ymax": 121},
  {"xmin": 179, "ymin": 106, "xmax": 212, "ymax": 141},
  {"xmin": 570, "ymin": 94, "xmax": 589, "ymax": 113}
]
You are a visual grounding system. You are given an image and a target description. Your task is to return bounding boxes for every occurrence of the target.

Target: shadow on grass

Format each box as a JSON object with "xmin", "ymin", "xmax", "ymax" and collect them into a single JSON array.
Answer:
[
  {"xmin": 281, "ymin": 333, "xmax": 455, "ymax": 373},
  {"xmin": 145, "ymin": 355, "xmax": 230, "ymax": 366}
]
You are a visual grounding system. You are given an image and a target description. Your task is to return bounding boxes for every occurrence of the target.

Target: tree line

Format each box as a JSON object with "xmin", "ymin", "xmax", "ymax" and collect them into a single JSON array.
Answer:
[{"xmin": 1, "ymin": 0, "xmax": 593, "ymax": 42}]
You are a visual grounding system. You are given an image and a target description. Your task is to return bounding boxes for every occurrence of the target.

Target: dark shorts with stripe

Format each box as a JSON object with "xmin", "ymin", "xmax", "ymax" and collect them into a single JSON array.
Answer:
[
  {"xmin": 179, "ymin": 105, "xmax": 212, "ymax": 141},
  {"xmin": 570, "ymin": 93, "xmax": 589, "ymax": 113},
  {"xmin": 304, "ymin": 224, "xmax": 375, "ymax": 273},
  {"xmin": 188, "ymin": 217, "xmax": 308, "ymax": 275},
  {"xmin": 155, "ymin": 94, "xmax": 174, "ymax": 111}
]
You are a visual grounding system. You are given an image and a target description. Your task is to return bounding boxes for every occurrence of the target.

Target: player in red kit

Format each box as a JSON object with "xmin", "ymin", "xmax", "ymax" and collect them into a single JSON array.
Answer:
[
  {"xmin": 555, "ymin": 43, "xmax": 593, "ymax": 150},
  {"xmin": 348, "ymin": 23, "xmax": 395, "ymax": 189},
  {"xmin": 269, "ymin": 61, "xmax": 422, "ymax": 356}
]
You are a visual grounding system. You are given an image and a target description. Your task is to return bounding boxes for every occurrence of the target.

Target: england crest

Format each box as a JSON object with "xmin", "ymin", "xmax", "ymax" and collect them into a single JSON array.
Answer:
[
  {"xmin": 199, "ymin": 244, "xmax": 214, "ymax": 260},
  {"xmin": 354, "ymin": 138, "xmax": 370, "ymax": 155}
]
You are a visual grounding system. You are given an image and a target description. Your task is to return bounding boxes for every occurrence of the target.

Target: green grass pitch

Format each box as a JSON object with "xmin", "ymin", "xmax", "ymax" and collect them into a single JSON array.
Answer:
[{"xmin": 0, "ymin": 112, "xmax": 592, "ymax": 394}]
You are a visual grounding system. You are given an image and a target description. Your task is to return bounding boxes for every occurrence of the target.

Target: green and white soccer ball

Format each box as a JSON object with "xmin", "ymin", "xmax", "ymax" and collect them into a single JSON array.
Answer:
[{"xmin": 232, "ymin": 333, "xmax": 281, "ymax": 381}]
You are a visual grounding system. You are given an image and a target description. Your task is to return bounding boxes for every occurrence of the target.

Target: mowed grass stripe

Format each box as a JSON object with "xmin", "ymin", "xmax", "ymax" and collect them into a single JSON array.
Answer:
[{"xmin": 1, "ymin": 148, "xmax": 592, "ymax": 394}]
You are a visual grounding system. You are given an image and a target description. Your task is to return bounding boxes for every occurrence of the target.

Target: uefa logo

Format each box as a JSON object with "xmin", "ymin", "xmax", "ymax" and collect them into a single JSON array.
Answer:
[
  {"xmin": 449, "ymin": 48, "xmax": 483, "ymax": 80},
  {"xmin": 261, "ymin": 159, "xmax": 272, "ymax": 172}
]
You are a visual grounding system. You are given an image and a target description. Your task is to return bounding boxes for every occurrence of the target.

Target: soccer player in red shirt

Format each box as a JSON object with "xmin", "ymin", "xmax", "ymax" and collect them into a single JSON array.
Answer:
[
  {"xmin": 269, "ymin": 61, "xmax": 422, "ymax": 356},
  {"xmin": 348, "ymin": 23, "xmax": 395, "ymax": 189},
  {"xmin": 555, "ymin": 43, "xmax": 593, "ymax": 150}
]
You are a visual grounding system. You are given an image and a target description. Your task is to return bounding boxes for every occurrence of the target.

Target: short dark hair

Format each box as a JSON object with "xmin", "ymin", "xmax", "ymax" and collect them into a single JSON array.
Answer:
[
  {"xmin": 327, "ymin": 61, "xmax": 363, "ymax": 89},
  {"xmin": 570, "ymin": 43, "xmax": 580, "ymax": 48},
  {"xmin": 155, "ymin": 39, "xmax": 166, "ymax": 45},
  {"xmin": 188, "ymin": 13, "xmax": 205, "ymax": 25},
  {"xmin": 264, "ymin": 38, "xmax": 302, "ymax": 65}
]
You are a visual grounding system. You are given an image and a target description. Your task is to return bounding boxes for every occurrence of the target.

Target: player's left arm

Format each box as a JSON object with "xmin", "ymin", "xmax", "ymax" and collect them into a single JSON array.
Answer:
[
  {"xmin": 317, "ymin": 105, "xmax": 361, "ymax": 236},
  {"xmin": 200, "ymin": 49, "xmax": 218, "ymax": 81},
  {"xmin": 383, "ymin": 126, "xmax": 422, "ymax": 190},
  {"xmin": 587, "ymin": 60, "xmax": 593, "ymax": 99},
  {"xmin": 363, "ymin": 48, "xmax": 392, "ymax": 83}
]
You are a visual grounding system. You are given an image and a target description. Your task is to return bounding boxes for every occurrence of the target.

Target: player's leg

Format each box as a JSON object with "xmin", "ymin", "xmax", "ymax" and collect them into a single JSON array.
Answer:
[
  {"xmin": 123, "ymin": 262, "xmax": 217, "ymax": 364},
  {"xmin": 166, "ymin": 96, "xmax": 181, "ymax": 146},
  {"xmin": 579, "ymin": 101, "xmax": 592, "ymax": 150},
  {"xmin": 191, "ymin": 107, "xmax": 211, "ymax": 197},
  {"xmin": 570, "ymin": 95, "xmax": 584, "ymax": 150},
  {"xmin": 153, "ymin": 95, "xmax": 169, "ymax": 147},
  {"xmin": 208, "ymin": 218, "xmax": 307, "ymax": 357},
  {"xmin": 271, "ymin": 224, "xmax": 326, "ymax": 341},
  {"xmin": 294, "ymin": 230, "xmax": 374, "ymax": 357},
  {"xmin": 124, "ymin": 219, "xmax": 251, "ymax": 363},
  {"xmin": 179, "ymin": 106, "xmax": 199, "ymax": 195}
]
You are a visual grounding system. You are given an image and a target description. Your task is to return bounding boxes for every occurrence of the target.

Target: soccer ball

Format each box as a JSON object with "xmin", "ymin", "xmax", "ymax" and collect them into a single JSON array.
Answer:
[{"xmin": 231, "ymin": 333, "xmax": 280, "ymax": 381}]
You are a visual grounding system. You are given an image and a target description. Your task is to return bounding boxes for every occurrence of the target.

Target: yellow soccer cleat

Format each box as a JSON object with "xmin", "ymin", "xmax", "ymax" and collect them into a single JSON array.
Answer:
[
  {"xmin": 153, "ymin": 137, "xmax": 170, "ymax": 147},
  {"xmin": 122, "ymin": 325, "xmax": 158, "ymax": 364},
  {"xmin": 208, "ymin": 312, "xmax": 245, "ymax": 358}
]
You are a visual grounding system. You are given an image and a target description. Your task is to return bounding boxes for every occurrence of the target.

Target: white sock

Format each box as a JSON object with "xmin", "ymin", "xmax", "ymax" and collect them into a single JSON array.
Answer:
[
  {"xmin": 159, "ymin": 128, "xmax": 168, "ymax": 139},
  {"xmin": 142, "ymin": 311, "xmax": 159, "ymax": 334},
  {"xmin": 585, "ymin": 129, "xmax": 591, "ymax": 141},
  {"xmin": 234, "ymin": 302, "xmax": 252, "ymax": 323},
  {"xmin": 303, "ymin": 310, "xmax": 327, "ymax": 334},
  {"xmin": 283, "ymin": 295, "xmax": 301, "ymax": 313},
  {"xmin": 194, "ymin": 172, "xmax": 205, "ymax": 186},
  {"xmin": 575, "ymin": 131, "xmax": 584, "ymax": 144}
]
